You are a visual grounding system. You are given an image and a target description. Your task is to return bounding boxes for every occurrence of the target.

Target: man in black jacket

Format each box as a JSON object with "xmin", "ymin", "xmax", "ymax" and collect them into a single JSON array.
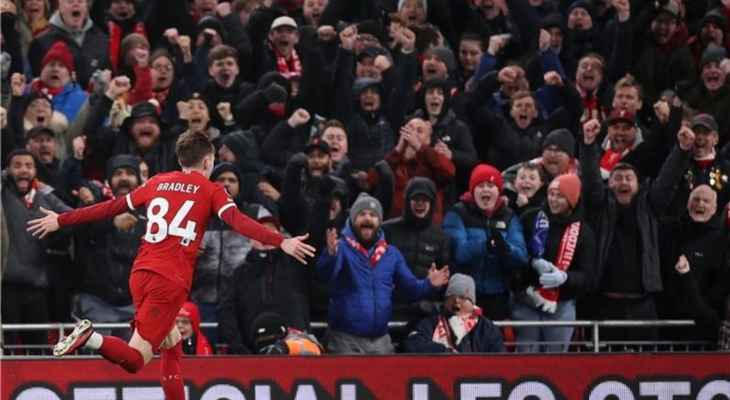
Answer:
[
  {"xmin": 580, "ymin": 117, "xmax": 694, "ymax": 343},
  {"xmin": 659, "ymin": 185, "xmax": 730, "ymax": 343},
  {"xmin": 217, "ymin": 213, "xmax": 310, "ymax": 354},
  {"xmin": 73, "ymin": 155, "xmax": 145, "ymax": 340},
  {"xmin": 383, "ymin": 177, "xmax": 451, "ymax": 321}
]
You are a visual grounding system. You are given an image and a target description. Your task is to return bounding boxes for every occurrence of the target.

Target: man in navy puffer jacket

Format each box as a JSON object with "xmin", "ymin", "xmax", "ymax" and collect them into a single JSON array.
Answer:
[{"xmin": 317, "ymin": 193, "xmax": 450, "ymax": 354}]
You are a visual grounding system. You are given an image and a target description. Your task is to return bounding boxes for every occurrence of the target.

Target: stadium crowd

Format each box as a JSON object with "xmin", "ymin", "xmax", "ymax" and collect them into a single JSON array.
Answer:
[{"xmin": 2, "ymin": 0, "xmax": 730, "ymax": 355}]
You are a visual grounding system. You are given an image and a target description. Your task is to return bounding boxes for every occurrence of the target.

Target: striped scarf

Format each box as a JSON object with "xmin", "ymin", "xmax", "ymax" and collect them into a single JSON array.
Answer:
[
  {"xmin": 529, "ymin": 210, "xmax": 580, "ymax": 312},
  {"xmin": 344, "ymin": 236, "xmax": 388, "ymax": 268},
  {"xmin": 273, "ymin": 46, "xmax": 302, "ymax": 80}
]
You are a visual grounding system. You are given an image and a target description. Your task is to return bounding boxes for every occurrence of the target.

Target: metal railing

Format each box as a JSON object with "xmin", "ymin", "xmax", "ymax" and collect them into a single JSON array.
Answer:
[{"xmin": 0, "ymin": 319, "xmax": 717, "ymax": 357}]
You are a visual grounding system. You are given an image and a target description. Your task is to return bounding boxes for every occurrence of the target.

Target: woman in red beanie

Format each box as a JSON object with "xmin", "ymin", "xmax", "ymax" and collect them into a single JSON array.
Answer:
[
  {"xmin": 512, "ymin": 174, "xmax": 596, "ymax": 352},
  {"xmin": 442, "ymin": 163, "xmax": 529, "ymax": 321}
]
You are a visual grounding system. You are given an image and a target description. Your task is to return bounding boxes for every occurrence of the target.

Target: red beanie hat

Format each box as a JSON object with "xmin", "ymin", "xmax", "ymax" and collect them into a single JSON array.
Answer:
[
  {"xmin": 469, "ymin": 164, "xmax": 503, "ymax": 195},
  {"xmin": 42, "ymin": 41, "xmax": 75, "ymax": 73},
  {"xmin": 550, "ymin": 174, "xmax": 582, "ymax": 208}
]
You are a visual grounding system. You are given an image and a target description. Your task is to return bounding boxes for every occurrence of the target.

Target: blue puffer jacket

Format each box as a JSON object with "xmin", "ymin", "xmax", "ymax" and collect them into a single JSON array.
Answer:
[
  {"xmin": 316, "ymin": 223, "xmax": 434, "ymax": 338},
  {"xmin": 443, "ymin": 201, "xmax": 528, "ymax": 296},
  {"xmin": 52, "ymin": 83, "xmax": 88, "ymax": 122}
]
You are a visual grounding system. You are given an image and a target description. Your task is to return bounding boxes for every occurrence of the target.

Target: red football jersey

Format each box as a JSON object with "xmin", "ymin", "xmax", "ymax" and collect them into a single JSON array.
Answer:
[{"xmin": 58, "ymin": 170, "xmax": 284, "ymax": 291}]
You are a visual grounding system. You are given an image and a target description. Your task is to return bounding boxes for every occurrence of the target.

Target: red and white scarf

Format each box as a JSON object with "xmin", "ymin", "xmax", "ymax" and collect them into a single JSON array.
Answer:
[
  {"xmin": 538, "ymin": 221, "xmax": 580, "ymax": 307},
  {"xmin": 345, "ymin": 236, "xmax": 388, "ymax": 268},
  {"xmin": 432, "ymin": 307, "xmax": 482, "ymax": 350},
  {"xmin": 22, "ymin": 180, "xmax": 40, "ymax": 209},
  {"xmin": 273, "ymin": 46, "xmax": 302, "ymax": 80}
]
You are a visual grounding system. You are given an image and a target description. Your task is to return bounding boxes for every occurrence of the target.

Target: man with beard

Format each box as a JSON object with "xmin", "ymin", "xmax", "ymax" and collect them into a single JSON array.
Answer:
[
  {"xmin": 688, "ymin": 9, "xmax": 730, "ymax": 67},
  {"xmin": 631, "ymin": 0, "xmax": 696, "ymax": 103},
  {"xmin": 28, "ymin": 0, "xmax": 110, "ymax": 88},
  {"xmin": 580, "ymin": 115, "xmax": 694, "ymax": 345},
  {"xmin": 403, "ymin": 273, "xmax": 505, "ymax": 353},
  {"xmin": 25, "ymin": 127, "xmax": 64, "ymax": 192},
  {"xmin": 667, "ymin": 114, "xmax": 730, "ymax": 217},
  {"xmin": 84, "ymin": 77, "xmax": 177, "ymax": 176},
  {"xmin": 383, "ymin": 177, "xmax": 451, "ymax": 321},
  {"xmin": 72, "ymin": 155, "xmax": 145, "ymax": 340},
  {"xmin": 685, "ymin": 45, "xmax": 730, "ymax": 143},
  {"xmin": 659, "ymin": 185, "xmax": 730, "ymax": 343},
  {"xmin": 318, "ymin": 193, "xmax": 450, "ymax": 354},
  {"xmin": 590, "ymin": 106, "xmax": 672, "ymax": 181},
  {"xmin": 279, "ymin": 136, "xmax": 346, "ymax": 237},
  {"xmin": 1, "ymin": 149, "xmax": 71, "ymax": 348}
]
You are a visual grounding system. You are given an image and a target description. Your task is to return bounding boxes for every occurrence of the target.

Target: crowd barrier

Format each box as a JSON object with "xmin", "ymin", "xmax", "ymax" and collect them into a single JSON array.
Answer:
[
  {"xmin": 3, "ymin": 353, "xmax": 729, "ymax": 399},
  {"xmin": 0, "ymin": 320, "xmax": 718, "ymax": 356}
]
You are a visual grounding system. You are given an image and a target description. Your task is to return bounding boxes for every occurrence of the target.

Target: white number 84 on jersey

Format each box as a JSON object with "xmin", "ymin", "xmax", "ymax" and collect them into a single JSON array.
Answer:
[{"xmin": 144, "ymin": 197, "xmax": 197, "ymax": 246}]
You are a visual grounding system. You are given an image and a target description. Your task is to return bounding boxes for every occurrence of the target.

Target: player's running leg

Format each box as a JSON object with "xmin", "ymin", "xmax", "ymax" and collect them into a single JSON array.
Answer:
[
  {"xmin": 53, "ymin": 320, "xmax": 151, "ymax": 373},
  {"xmin": 159, "ymin": 325, "xmax": 185, "ymax": 400}
]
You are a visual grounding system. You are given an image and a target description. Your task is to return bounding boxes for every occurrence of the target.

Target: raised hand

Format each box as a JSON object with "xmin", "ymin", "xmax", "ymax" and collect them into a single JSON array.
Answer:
[
  {"xmin": 10, "ymin": 73, "xmax": 26, "ymax": 96},
  {"xmin": 317, "ymin": 25, "xmax": 337, "ymax": 42},
  {"xmin": 677, "ymin": 125, "xmax": 695, "ymax": 151},
  {"xmin": 339, "ymin": 25, "xmax": 357, "ymax": 50},
  {"xmin": 582, "ymin": 118, "xmax": 601, "ymax": 145},
  {"xmin": 653, "ymin": 100, "xmax": 670, "ymax": 125},
  {"xmin": 106, "ymin": 76, "xmax": 131, "ymax": 100},
  {"xmin": 427, "ymin": 263, "xmax": 450, "ymax": 287},
  {"xmin": 217, "ymin": 102, "xmax": 233, "ymax": 122},
  {"xmin": 288, "ymin": 108, "xmax": 311, "ymax": 127},
  {"xmin": 539, "ymin": 29, "xmax": 551, "ymax": 52},
  {"xmin": 675, "ymin": 254, "xmax": 690, "ymax": 275},
  {"xmin": 281, "ymin": 233, "xmax": 316, "ymax": 265},
  {"xmin": 612, "ymin": 0, "xmax": 631, "ymax": 21},
  {"xmin": 27, "ymin": 207, "xmax": 60, "ymax": 239},
  {"xmin": 544, "ymin": 71, "xmax": 564, "ymax": 86}
]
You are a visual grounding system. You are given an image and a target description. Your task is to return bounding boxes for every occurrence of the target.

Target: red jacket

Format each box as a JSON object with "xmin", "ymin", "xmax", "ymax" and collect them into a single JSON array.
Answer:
[
  {"xmin": 179, "ymin": 302, "xmax": 213, "ymax": 355},
  {"xmin": 372, "ymin": 146, "xmax": 455, "ymax": 224}
]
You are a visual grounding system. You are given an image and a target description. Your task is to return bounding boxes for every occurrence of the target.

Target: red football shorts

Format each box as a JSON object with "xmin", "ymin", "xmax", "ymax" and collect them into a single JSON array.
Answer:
[{"xmin": 129, "ymin": 270, "xmax": 188, "ymax": 349}]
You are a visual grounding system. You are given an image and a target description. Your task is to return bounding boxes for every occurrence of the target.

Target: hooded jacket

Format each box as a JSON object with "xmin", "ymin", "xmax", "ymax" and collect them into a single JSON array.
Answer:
[
  {"xmin": 442, "ymin": 199, "xmax": 529, "ymax": 296},
  {"xmin": 28, "ymin": 12, "xmax": 110, "ymax": 87},
  {"xmin": 193, "ymin": 163, "xmax": 264, "ymax": 305},
  {"xmin": 316, "ymin": 222, "xmax": 435, "ymax": 337},
  {"xmin": 383, "ymin": 177, "xmax": 451, "ymax": 279},
  {"xmin": 218, "ymin": 248, "xmax": 310, "ymax": 353},
  {"xmin": 179, "ymin": 301, "xmax": 214, "ymax": 355},
  {"xmin": 579, "ymin": 141, "xmax": 691, "ymax": 294},
  {"xmin": 342, "ymin": 78, "xmax": 397, "ymax": 171}
]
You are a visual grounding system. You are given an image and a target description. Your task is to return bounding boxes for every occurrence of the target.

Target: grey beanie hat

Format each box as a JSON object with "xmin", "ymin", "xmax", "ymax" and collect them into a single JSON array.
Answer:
[
  {"xmin": 445, "ymin": 273, "xmax": 476, "ymax": 303},
  {"xmin": 349, "ymin": 192, "xmax": 383, "ymax": 222}
]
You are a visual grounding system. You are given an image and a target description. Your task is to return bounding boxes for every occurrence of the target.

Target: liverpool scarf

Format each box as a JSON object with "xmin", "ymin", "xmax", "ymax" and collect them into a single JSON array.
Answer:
[
  {"xmin": 529, "ymin": 210, "xmax": 580, "ymax": 313},
  {"xmin": 345, "ymin": 236, "xmax": 388, "ymax": 268}
]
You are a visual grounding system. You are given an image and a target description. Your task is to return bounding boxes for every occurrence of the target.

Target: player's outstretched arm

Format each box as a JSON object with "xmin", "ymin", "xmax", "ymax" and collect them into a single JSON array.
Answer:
[
  {"xmin": 27, "ymin": 196, "xmax": 129, "ymax": 238},
  {"xmin": 27, "ymin": 207, "xmax": 60, "ymax": 239},
  {"xmin": 281, "ymin": 234, "xmax": 316, "ymax": 265},
  {"xmin": 218, "ymin": 205, "xmax": 315, "ymax": 264}
]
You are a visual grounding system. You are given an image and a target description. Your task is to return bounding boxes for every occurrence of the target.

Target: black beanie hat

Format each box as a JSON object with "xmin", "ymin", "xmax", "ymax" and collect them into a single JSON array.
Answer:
[
  {"xmin": 106, "ymin": 154, "xmax": 141, "ymax": 182},
  {"xmin": 210, "ymin": 161, "xmax": 242, "ymax": 183},
  {"xmin": 542, "ymin": 129, "xmax": 575, "ymax": 158}
]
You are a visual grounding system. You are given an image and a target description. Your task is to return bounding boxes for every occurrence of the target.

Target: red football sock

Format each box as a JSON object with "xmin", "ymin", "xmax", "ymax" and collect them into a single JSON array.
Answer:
[
  {"xmin": 98, "ymin": 336, "xmax": 145, "ymax": 373},
  {"xmin": 160, "ymin": 341, "xmax": 184, "ymax": 400}
]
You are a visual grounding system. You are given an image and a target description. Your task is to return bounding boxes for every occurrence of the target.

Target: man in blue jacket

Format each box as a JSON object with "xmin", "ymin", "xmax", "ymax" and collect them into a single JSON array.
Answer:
[{"xmin": 318, "ymin": 193, "xmax": 450, "ymax": 354}]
